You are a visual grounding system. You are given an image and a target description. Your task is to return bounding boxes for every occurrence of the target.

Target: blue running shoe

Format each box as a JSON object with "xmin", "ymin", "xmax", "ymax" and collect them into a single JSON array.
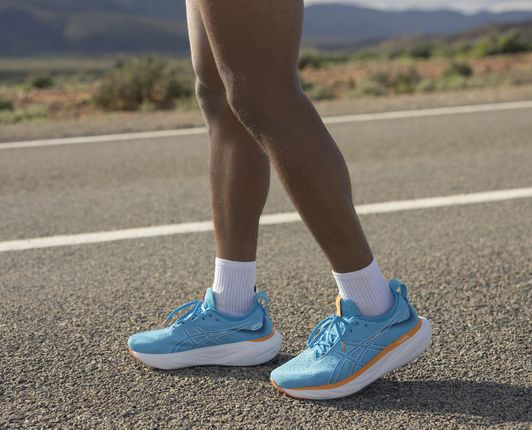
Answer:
[
  {"xmin": 128, "ymin": 289, "xmax": 282, "ymax": 370},
  {"xmin": 271, "ymin": 279, "xmax": 431, "ymax": 399}
]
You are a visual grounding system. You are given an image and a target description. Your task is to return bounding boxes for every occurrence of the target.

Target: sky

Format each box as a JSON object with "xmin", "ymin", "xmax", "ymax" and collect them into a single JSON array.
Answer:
[{"xmin": 304, "ymin": 0, "xmax": 532, "ymax": 13}]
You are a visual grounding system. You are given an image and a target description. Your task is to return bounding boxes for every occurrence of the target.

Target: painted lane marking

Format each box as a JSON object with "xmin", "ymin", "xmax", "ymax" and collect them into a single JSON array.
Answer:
[
  {"xmin": 1, "ymin": 187, "xmax": 531, "ymax": 253},
  {"xmin": 1, "ymin": 100, "xmax": 532, "ymax": 150}
]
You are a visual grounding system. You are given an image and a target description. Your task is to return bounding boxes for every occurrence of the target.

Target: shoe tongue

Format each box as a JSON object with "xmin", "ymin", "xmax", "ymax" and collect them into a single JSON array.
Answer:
[
  {"xmin": 336, "ymin": 296, "xmax": 362, "ymax": 318},
  {"xmin": 203, "ymin": 288, "xmax": 216, "ymax": 310}
]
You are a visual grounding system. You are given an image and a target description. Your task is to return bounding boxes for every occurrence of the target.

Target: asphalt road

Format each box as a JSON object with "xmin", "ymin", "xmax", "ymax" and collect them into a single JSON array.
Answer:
[{"xmin": 1, "ymin": 101, "xmax": 531, "ymax": 428}]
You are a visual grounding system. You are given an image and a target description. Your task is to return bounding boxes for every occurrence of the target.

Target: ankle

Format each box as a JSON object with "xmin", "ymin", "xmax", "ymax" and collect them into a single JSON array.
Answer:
[
  {"xmin": 212, "ymin": 257, "xmax": 256, "ymax": 316},
  {"xmin": 333, "ymin": 257, "xmax": 394, "ymax": 317}
]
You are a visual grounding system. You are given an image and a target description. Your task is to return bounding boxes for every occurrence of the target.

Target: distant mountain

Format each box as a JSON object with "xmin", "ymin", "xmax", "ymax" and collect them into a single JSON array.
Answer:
[
  {"xmin": 0, "ymin": 0, "xmax": 189, "ymax": 56},
  {"xmin": 1, "ymin": 0, "xmax": 532, "ymax": 56},
  {"xmin": 303, "ymin": 4, "xmax": 532, "ymax": 48}
]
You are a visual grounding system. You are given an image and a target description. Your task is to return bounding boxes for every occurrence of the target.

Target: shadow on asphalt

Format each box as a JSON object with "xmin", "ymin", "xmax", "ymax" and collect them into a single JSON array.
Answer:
[
  {"xmin": 327, "ymin": 379, "xmax": 531, "ymax": 424},
  {"xmin": 154, "ymin": 358, "xmax": 530, "ymax": 425},
  {"xmin": 152, "ymin": 353, "xmax": 293, "ymax": 380}
]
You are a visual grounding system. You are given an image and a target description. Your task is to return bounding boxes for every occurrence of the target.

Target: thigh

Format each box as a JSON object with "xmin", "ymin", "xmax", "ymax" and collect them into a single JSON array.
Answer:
[
  {"xmin": 196, "ymin": 0, "xmax": 303, "ymax": 89},
  {"xmin": 186, "ymin": 0, "xmax": 225, "ymax": 92}
]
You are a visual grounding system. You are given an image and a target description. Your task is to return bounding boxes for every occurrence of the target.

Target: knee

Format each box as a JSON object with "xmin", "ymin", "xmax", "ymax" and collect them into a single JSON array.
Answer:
[
  {"xmin": 225, "ymin": 78, "xmax": 303, "ymax": 128},
  {"xmin": 195, "ymin": 80, "xmax": 227, "ymax": 118}
]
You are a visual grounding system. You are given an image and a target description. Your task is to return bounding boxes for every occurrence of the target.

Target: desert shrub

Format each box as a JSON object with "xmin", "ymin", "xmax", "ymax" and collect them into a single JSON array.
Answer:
[
  {"xmin": 298, "ymin": 50, "xmax": 349, "ymax": 70},
  {"xmin": 0, "ymin": 99, "xmax": 14, "ymax": 111},
  {"xmin": 496, "ymin": 29, "xmax": 529, "ymax": 54},
  {"xmin": 349, "ymin": 71, "xmax": 390, "ymax": 97},
  {"xmin": 353, "ymin": 78, "xmax": 388, "ymax": 97},
  {"xmin": 352, "ymin": 69, "xmax": 423, "ymax": 97},
  {"xmin": 393, "ymin": 68, "xmax": 421, "ymax": 94},
  {"xmin": 305, "ymin": 83, "xmax": 336, "ymax": 100},
  {"xmin": 298, "ymin": 50, "xmax": 325, "ymax": 69},
  {"xmin": 473, "ymin": 29, "xmax": 529, "ymax": 57},
  {"xmin": 370, "ymin": 71, "xmax": 391, "ymax": 87},
  {"xmin": 94, "ymin": 55, "xmax": 194, "ymax": 111},
  {"xmin": 505, "ymin": 70, "xmax": 532, "ymax": 86},
  {"xmin": 409, "ymin": 43, "xmax": 433, "ymax": 59},
  {"xmin": 437, "ymin": 75, "xmax": 468, "ymax": 91},
  {"xmin": 300, "ymin": 79, "xmax": 314, "ymax": 92},
  {"xmin": 0, "ymin": 104, "xmax": 48, "ymax": 124},
  {"xmin": 387, "ymin": 48, "xmax": 406, "ymax": 60},
  {"xmin": 473, "ymin": 37, "xmax": 497, "ymax": 57},
  {"xmin": 443, "ymin": 62, "xmax": 473, "ymax": 78},
  {"xmin": 416, "ymin": 78, "xmax": 437, "ymax": 93},
  {"xmin": 31, "ymin": 75, "xmax": 54, "ymax": 89}
]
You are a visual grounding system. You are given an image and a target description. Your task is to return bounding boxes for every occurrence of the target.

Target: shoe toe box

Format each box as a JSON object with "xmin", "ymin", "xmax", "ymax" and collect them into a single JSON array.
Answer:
[
  {"xmin": 128, "ymin": 328, "xmax": 175, "ymax": 354},
  {"xmin": 271, "ymin": 349, "xmax": 339, "ymax": 390}
]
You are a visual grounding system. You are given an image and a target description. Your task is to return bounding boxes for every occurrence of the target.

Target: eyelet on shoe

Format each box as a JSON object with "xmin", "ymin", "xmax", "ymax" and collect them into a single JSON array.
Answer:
[{"xmin": 364, "ymin": 324, "xmax": 368, "ymax": 327}]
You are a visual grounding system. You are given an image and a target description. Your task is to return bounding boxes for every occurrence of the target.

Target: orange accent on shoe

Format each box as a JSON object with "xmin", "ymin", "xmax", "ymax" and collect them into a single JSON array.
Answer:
[
  {"xmin": 341, "ymin": 341, "xmax": 346, "ymax": 352},
  {"xmin": 272, "ymin": 379, "xmax": 301, "ymax": 399},
  {"xmin": 335, "ymin": 296, "xmax": 342, "ymax": 317},
  {"xmin": 248, "ymin": 331, "xmax": 275, "ymax": 342},
  {"xmin": 272, "ymin": 320, "xmax": 423, "ymax": 396},
  {"xmin": 128, "ymin": 348, "xmax": 140, "ymax": 362},
  {"xmin": 286, "ymin": 318, "xmax": 423, "ymax": 391}
]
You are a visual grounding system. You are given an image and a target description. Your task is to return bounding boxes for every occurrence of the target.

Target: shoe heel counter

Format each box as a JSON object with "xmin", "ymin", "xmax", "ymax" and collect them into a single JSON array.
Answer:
[
  {"xmin": 261, "ymin": 307, "xmax": 275, "ymax": 335},
  {"xmin": 407, "ymin": 300, "xmax": 419, "ymax": 321},
  {"xmin": 395, "ymin": 294, "xmax": 419, "ymax": 332}
]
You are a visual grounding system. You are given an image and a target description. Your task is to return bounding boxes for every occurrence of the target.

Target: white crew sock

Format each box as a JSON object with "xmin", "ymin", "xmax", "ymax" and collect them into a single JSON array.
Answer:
[
  {"xmin": 333, "ymin": 257, "xmax": 394, "ymax": 317},
  {"xmin": 211, "ymin": 257, "xmax": 256, "ymax": 317}
]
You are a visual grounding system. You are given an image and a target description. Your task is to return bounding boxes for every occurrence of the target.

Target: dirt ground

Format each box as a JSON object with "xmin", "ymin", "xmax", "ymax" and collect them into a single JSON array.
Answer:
[{"xmin": 2, "ymin": 84, "xmax": 532, "ymax": 143}]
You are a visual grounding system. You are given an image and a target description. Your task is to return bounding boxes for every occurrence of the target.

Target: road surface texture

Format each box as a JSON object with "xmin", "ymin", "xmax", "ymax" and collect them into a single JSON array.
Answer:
[{"xmin": 1, "ymin": 97, "xmax": 531, "ymax": 428}]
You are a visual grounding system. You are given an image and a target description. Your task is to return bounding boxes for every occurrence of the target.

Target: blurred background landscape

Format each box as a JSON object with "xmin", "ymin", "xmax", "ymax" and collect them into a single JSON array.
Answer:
[{"xmin": 1, "ymin": 0, "xmax": 532, "ymax": 125}]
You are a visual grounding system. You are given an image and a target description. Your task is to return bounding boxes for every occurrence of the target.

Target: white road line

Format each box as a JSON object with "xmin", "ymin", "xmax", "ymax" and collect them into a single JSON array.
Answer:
[
  {"xmin": 1, "ymin": 187, "xmax": 531, "ymax": 253},
  {"xmin": 2, "ymin": 100, "xmax": 532, "ymax": 150},
  {"xmin": 0, "ymin": 127, "xmax": 208, "ymax": 150}
]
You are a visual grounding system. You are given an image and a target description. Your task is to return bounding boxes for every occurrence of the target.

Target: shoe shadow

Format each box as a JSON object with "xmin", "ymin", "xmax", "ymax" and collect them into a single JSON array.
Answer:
[
  {"xmin": 156, "ymin": 360, "xmax": 530, "ymax": 425},
  {"xmin": 152, "ymin": 353, "xmax": 293, "ymax": 381},
  {"xmin": 326, "ymin": 379, "xmax": 531, "ymax": 424}
]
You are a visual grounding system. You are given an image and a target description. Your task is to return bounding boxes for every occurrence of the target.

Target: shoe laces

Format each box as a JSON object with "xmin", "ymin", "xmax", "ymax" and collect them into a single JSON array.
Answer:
[
  {"xmin": 307, "ymin": 314, "xmax": 348, "ymax": 356},
  {"xmin": 161, "ymin": 300, "xmax": 205, "ymax": 327}
]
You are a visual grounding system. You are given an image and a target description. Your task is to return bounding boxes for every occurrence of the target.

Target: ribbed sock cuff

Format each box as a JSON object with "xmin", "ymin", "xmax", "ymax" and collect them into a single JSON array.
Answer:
[
  {"xmin": 212, "ymin": 257, "xmax": 256, "ymax": 316},
  {"xmin": 333, "ymin": 257, "xmax": 394, "ymax": 317}
]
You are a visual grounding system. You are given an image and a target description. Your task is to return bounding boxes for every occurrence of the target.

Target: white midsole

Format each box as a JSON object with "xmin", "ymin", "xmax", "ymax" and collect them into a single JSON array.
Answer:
[
  {"xmin": 280, "ymin": 317, "xmax": 432, "ymax": 400},
  {"xmin": 130, "ymin": 331, "xmax": 282, "ymax": 370}
]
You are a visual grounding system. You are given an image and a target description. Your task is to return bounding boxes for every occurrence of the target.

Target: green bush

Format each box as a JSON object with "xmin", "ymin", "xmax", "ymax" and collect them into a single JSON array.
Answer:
[
  {"xmin": 31, "ymin": 75, "xmax": 54, "ymax": 89},
  {"xmin": 443, "ymin": 62, "xmax": 473, "ymax": 78},
  {"xmin": 473, "ymin": 29, "xmax": 529, "ymax": 57},
  {"xmin": 94, "ymin": 55, "xmax": 194, "ymax": 111},
  {"xmin": 496, "ymin": 29, "xmax": 529, "ymax": 54},
  {"xmin": 473, "ymin": 37, "xmax": 496, "ymax": 57}
]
